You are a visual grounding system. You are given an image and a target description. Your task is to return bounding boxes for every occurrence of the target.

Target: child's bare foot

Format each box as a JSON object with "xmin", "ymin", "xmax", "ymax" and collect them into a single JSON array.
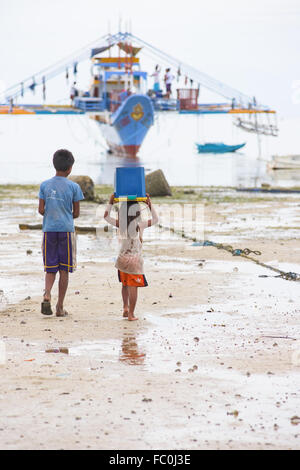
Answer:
[
  {"xmin": 56, "ymin": 310, "xmax": 68, "ymax": 317},
  {"xmin": 56, "ymin": 305, "xmax": 68, "ymax": 317},
  {"xmin": 123, "ymin": 309, "xmax": 129, "ymax": 318},
  {"xmin": 128, "ymin": 314, "xmax": 138, "ymax": 321}
]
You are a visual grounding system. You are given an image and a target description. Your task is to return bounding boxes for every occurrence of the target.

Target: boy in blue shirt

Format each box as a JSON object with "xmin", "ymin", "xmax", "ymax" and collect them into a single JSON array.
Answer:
[{"xmin": 38, "ymin": 149, "xmax": 84, "ymax": 317}]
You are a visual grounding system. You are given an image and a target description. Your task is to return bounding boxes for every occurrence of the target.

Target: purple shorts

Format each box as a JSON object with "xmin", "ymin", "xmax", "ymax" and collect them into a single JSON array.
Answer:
[{"xmin": 42, "ymin": 232, "xmax": 77, "ymax": 273}]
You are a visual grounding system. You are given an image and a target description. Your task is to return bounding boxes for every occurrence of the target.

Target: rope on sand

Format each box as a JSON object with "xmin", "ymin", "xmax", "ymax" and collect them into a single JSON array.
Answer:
[
  {"xmin": 158, "ymin": 223, "xmax": 300, "ymax": 282},
  {"xmin": 19, "ymin": 222, "xmax": 299, "ymax": 282}
]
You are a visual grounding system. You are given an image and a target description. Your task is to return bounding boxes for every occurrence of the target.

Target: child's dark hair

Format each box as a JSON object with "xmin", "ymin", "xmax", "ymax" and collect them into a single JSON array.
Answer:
[
  {"xmin": 53, "ymin": 149, "xmax": 75, "ymax": 172},
  {"xmin": 119, "ymin": 201, "xmax": 141, "ymax": 237}
]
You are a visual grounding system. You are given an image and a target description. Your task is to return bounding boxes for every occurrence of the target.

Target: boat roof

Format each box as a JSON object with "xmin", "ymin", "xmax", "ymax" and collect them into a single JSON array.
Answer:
[{"xmin": 93, "ymin": 57, "xmax": 140, "ymax": 64}]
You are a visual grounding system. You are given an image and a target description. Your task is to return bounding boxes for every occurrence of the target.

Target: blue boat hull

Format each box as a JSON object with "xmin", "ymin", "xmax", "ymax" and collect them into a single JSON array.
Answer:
[
  {"xmin": 196, "ymin": 142, "xmax": 246, "ymax": 154},
  {"xmin": 99, "ymin": 94, "xmax": 154, "ymax": 157}
]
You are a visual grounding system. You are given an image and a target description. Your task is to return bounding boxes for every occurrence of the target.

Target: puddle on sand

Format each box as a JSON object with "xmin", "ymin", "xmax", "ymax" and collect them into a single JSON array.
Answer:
[
  {"xmin": 64, "ymin": 309, "xmax": 235, "ymax": 375},
  {"xmin": 68, "ymin": 340, "xmax": 119, "ymax": 360},
  {"xmin": 148, "ymin": 256, "xmax": 201, "ymax": 274},
  {"xmin": 68, "ymin": 333, "xmax": 146, "ymax": 367},
  {"xmin": 54, "ymin": 257, "xmax": 300, "ymax": 375}
]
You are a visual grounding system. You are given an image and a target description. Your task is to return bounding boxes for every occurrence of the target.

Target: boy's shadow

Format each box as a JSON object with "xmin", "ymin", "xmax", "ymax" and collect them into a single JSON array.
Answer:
[{"xmin": 119, "ymin": 331, "xmax": 146, "ymax": 366}]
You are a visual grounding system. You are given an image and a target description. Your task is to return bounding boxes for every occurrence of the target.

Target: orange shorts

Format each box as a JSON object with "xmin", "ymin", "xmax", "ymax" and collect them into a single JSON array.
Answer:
[{"xmin": 118, "ymin": 270, "xmax": 148, "ymax": 287}]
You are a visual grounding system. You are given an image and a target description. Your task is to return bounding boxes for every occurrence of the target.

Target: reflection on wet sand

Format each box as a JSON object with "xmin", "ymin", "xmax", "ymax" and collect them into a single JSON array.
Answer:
[{"xmin": 119, "ymin": 333, "xmax": 146, "ymax": 365}]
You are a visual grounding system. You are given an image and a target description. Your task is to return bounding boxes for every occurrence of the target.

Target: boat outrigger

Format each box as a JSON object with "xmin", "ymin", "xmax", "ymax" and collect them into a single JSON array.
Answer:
[
  {"xmin": 234, "ymin": 117, "xmax": 278, "ymax": 137},
  {"xmin": 0, "ymin": 31, "xmax": 278, "ymax": 157}
]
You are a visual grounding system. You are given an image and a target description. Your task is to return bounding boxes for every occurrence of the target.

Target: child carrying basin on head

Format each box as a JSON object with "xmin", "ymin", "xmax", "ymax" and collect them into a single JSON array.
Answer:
[{"xmin": 104, "ymin": 193, "xmax": 158, "ymax": 321}]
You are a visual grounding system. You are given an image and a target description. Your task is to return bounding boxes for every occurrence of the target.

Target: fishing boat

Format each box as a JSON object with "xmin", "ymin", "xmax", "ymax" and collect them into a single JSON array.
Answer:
[
  {"xmin": 0, "ymin": 31, "xmax": 277, "ymax": 159},
  {"xmin": 196, "ymin": 142, "xmax": 246, "ymax": 154},
  {"xmin": 75, "ymin": 53, "xmax": 154, "ymax": 157},
  {"xmin": 268, "ymin": 154, "xmax": 300, "ymax": 170}
]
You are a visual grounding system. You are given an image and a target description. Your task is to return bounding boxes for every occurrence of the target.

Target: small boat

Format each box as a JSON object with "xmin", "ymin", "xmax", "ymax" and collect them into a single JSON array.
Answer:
[
  {"xmin": 196, "ymin": 142, "xmax": 246, "ymax": 154},
  {"xmin": 268, "ymin": 155, "xmax": 300, "ymax": 170}
]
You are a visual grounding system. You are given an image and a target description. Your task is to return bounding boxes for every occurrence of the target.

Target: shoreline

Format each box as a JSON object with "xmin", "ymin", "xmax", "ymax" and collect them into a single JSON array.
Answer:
[{"xmin": 0, "ymin": 185, "xmax": 299, "ymax": 450}]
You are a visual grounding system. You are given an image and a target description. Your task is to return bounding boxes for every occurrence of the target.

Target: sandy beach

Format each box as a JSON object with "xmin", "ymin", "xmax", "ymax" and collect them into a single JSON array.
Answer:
[{"xmin": 0, "ymin": 185, "xmax": 299, "ymax": 450}]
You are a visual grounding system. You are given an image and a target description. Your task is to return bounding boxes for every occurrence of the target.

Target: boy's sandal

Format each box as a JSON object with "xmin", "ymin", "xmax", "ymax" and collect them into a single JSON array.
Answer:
[{"xmin": 41, "ymin": 301, "xmax": 53, "ymax": 316}]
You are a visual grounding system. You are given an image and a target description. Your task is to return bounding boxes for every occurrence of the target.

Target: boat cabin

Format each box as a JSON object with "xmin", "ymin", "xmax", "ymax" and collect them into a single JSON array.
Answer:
[{"xmin": 74, "ymin": 54, "xmax": 148, "ymax": 113}]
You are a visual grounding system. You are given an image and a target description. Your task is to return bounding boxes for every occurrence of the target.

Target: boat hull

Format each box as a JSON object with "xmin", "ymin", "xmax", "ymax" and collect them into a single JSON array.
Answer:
[{"xmin": 98, "ymin": 94, "xmax": 154, "ymax": 157}]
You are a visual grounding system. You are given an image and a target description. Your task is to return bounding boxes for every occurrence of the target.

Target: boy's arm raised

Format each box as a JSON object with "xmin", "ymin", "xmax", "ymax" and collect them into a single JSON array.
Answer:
[
  {"xmin": 145, "ymin": 205, "xmax": 159, "ymax": 228},
  {"xmin": 140, "ymin": 194, "xmax": 159, "ymax": 229},
  {"xmin": 104, "ymin": 194, "xmax": 119, "ymax": 227}
]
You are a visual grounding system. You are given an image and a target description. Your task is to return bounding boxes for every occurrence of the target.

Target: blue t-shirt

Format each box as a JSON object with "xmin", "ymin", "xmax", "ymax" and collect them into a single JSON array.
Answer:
[{"xmin": 39, "ymin": 176, "xmax": 84, "ymax": 232}]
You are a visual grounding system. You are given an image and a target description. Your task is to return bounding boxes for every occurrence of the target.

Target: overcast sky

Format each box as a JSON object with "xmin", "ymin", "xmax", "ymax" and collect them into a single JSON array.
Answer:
[{"xmin": 1, "ymin": 0, "xmax": 300, "ymax": 116}]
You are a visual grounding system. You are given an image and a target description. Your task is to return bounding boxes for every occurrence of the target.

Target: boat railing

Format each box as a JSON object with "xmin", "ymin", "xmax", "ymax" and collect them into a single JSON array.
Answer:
[
  {"xmin": 109, "ymin": 90, "xmax": 129, "ymax": 112},
  {"xmin": 152, "ymin": 98, "xmax": 179, "ymax": 111},
  {"xmin": 74, "ymin": 97, "xmax": 105, "ymax": 112}
]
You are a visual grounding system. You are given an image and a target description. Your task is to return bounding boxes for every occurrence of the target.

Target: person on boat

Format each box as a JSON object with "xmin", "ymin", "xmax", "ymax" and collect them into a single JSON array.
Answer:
[
  {"xmin": 9, "ymin": 98, "xmax": 14, "ymax": 113},
  {"xmin": 70, "ymin": 82, "xmax": 78, "ymax": 103},
  {"xmin": 126, "ymin": 86, "xmax": 132, "ymax": 97},
  {"xmin": 151, "ymin": 65, "xmax": 161, "ymax": 93},
  {"xmin": 164, "ymin": 68, "xmax": 175, "ymax": 98},
  {"xmin": 104, "ymin": 194, "xmax": 158, "ymax": 322},
  {"xmin": 119, "ymin": 87, "xmax": 132, "ymax": 103}
]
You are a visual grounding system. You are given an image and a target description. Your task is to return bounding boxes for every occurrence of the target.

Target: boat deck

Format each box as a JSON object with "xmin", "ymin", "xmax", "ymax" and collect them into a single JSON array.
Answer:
[
  {"xmin": 0, "ymin": 105, "xmax": 84, "ymax": 115},
  {"xmin": 179, "ymin": 104, "xmax": 276, "ymax": 114},
  {"xmin": 0, "ymin": 101, "xmax": 276, "ymax": 116}
]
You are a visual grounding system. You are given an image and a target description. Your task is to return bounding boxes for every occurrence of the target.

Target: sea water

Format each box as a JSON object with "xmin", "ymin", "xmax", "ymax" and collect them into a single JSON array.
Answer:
[{"xmin": 0, "ymin": 112, "xmax": 299, "ymax": 187}]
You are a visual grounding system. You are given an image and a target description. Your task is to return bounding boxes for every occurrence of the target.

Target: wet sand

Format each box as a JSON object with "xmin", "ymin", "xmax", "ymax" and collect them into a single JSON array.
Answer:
[{"xmin": 0, "ymin": 185, "xmax": 299, "ymax": 450}]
